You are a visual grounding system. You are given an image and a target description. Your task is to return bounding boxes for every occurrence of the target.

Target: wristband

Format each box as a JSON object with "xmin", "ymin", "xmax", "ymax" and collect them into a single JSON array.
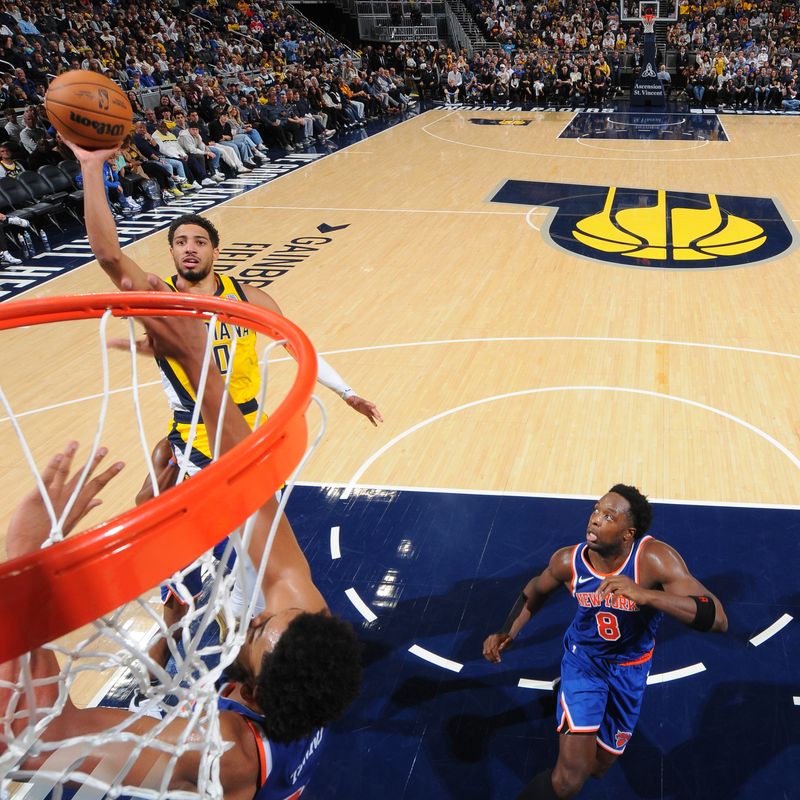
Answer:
[{"xmin": 689, "ymin": 595, "xmax": 715, "ymax": 632}]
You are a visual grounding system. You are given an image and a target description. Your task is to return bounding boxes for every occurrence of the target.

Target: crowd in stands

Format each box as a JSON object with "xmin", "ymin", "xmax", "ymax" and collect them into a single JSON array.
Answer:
[
  {"xmin": 451, "ymin": 0, "xmax": 800, "ymax": 109},
  {"xmin": 0, "ymin": 0, "xmax": 422, "ymax": 263}
]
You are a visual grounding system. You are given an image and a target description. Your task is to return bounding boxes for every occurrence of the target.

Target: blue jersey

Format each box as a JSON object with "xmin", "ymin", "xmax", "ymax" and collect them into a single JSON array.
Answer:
[
  {"xmin": 218, "ymin": 690, "xmax": 327, "ymax": 800},
  {"xmin": 564, "ymin": 535, "xmax": 662, "ymax": 663}
]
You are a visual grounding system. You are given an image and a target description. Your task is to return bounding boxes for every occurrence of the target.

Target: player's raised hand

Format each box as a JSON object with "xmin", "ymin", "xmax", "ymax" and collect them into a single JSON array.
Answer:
[
  {"xmin": 6, "ymin": 442, "xmax": 124, "ymax": 559},
  {"xmin": 345, "ymin": 394, "xmax": 384, "ymax": 426},
  {"xmin": 483, "ymin": 632, "xmax": 513, "ymax": 663}
]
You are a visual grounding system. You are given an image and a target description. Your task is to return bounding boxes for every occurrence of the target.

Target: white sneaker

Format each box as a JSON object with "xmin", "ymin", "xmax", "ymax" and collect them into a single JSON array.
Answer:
[
  {"xmin": 0, "ymin": 250, "xmax": 22, "ymax": 265},
  {"xmin": 190, "ymin": 181, "xmax": 202, "ymax": 191},
  {"xmin": 237, "ymin": 166, "xmax": 252, "ymax": 173},
  {"xmin": 257, "ymin": 144, "xmax": 268, "ymax": 152},
  {"xmin": 7, "ymin": 216, "xmax": 29, "ymax": 228},
  {"xmin": 201, "ymin": 177, "xmax": 216, "ymax": 187},
  {"xmin": 213, "ymin": 172, "xmax": 226, "ymax": 180}
]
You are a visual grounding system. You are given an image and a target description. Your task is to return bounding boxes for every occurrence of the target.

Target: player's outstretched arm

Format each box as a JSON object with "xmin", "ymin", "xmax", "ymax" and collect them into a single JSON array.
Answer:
[
  {"xmin": 483, "ymin": 546, "xmax": 573, "ymax": 663},
  {"xmin": 243, "ymin": 285, "xmax": 384, "ymax": 426},
  {"xmin": 62, "ymin": 139, "xmax": 154, "ymax": 291},
  {"xmin": 598, "ymin": 540, "xmax": 728, "ymax": 633}
]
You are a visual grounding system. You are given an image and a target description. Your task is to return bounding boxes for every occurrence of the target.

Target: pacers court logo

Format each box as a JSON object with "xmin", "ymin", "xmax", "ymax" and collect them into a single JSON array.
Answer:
[{"xmin": 491, "ymin": 180, "xmax": 796, "ymax": 269}]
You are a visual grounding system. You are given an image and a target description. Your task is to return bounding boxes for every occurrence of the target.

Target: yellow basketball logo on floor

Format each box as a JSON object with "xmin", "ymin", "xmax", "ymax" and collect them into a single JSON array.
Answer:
[
  {"xmin": 491, "ymin": 180, "xmax": 796, "ymax": 269},
  {"xmin": 573, "ymin": 188, "xmax": 765, "ymax": 261},
  {"xmin": 469, "ymin": 118, "xmax": 532, "ymax": 126}
]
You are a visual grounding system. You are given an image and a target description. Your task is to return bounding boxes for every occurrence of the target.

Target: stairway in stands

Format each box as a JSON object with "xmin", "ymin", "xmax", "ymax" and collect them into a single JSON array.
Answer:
[{"xmin": 445, "ymin": 0, "xmax": 493, "ymax": 52}]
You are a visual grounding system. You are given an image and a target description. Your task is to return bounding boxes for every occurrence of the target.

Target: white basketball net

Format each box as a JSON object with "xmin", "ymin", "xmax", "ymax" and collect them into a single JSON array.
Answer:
[
  {"xmin": 642, "ymin": 14, "xmax": 655, "ymax": 33},
  {"xmin": 0, "ymin": 307, "xmax": 325, "ymax": 799}
]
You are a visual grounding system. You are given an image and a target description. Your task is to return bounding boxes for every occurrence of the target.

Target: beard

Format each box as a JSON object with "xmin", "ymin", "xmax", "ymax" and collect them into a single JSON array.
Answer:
[{"xmin": 176, "ymin": 261, "xmax": 212, "ymax": 283}]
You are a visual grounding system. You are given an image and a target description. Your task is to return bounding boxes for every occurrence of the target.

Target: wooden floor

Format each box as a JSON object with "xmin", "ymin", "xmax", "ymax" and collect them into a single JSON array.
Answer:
[{"xmin": 3, "ymin": 107, "xmax": 800, "ymax": 706}]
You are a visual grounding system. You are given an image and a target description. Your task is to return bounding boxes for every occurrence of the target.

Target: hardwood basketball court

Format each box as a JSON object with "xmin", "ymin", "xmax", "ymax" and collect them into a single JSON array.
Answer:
[{"xmin": 2, "ymin": 108, "xmax": 798, "ymax": 798}]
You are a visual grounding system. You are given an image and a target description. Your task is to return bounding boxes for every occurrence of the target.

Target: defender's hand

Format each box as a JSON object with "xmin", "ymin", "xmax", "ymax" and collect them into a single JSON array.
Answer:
[
  {"xmin": 483, "ymin": 633, "xmax": 513, "ymax": 664},
  {"xmin": 7, "ymin": 442, "xmax": 124, "ymax": 559}
]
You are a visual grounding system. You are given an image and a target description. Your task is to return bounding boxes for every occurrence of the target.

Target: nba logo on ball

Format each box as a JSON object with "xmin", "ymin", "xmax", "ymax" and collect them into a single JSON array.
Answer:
[
  {"xmin": 491, "ymin": 180, "xmax": 796, "ymax": 269},
  {"xmin": 97, "ymin": 88, "xmax": 109, "ymax": 111}
]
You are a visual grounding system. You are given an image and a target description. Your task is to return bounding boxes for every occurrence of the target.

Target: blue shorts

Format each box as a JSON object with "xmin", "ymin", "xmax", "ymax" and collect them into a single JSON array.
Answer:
[{"xmin": 555, "ymin": 639, "xmax": 652, "ymax": 755}]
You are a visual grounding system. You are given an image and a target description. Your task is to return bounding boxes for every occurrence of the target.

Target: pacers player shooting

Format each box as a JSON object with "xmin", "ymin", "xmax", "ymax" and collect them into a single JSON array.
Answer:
[
  {"xmin": 65, "ymin": 139, "xmax": 383, "ymax": 667},
  {"xmin": 482, "ymin": 485, "xmax": 727, "ymax": 800}
]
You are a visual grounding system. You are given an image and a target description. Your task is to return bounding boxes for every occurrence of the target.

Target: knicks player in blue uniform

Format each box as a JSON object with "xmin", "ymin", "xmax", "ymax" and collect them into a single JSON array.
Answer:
[
  {"xmin": 483, "ymin": 485, "xmax": 728, "ymax": 800},
  {"xmin": 2, "ymin": 291, "xmax": 362, "ymax": 800}
]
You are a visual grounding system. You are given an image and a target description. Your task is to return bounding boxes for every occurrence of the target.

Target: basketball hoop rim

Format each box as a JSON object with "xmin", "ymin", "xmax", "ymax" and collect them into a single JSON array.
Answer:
[{"xmin": 0, "ymin": 292, "xmax": 317, "ymax": 662}]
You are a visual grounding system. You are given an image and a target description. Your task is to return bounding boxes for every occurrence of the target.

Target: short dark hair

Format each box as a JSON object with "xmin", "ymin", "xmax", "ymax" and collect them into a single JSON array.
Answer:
[
  {"xmin": 608, "ymin": 484, "xmax": 652, "ymax": 538},
  {"xmin": 167, "ymin": 214, "xmax": 220, "ymax": 248},
  {"xmin": 255, "ymin": 612, "xmax": 362, "ymax": 744}
]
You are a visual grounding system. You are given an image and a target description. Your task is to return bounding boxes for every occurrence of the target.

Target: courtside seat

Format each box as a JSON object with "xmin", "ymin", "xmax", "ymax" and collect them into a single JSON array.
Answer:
[
  {"xmin": 0, "ymin": 176, "xmax": 62, "ymax": 229},
  {"xmin": 37, "ymin": 164, "xmax": 85, "ymax": 225},
  {"xmin": 57, "ymin": 159, "xmax": 83, "ymax": 190},
  {"xmin": 14, "ymin": 171, "xmax": 69, "ymax": 230}
]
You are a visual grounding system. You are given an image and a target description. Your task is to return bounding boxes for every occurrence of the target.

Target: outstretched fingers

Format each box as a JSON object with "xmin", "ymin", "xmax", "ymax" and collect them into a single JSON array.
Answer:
[
  {"xmin": 40, "ymin": 441, "xmax": 79, "ymax": 494},
  {"xmin": 60, "ymin": 445, "xmax": 125, "ymax": 535}
]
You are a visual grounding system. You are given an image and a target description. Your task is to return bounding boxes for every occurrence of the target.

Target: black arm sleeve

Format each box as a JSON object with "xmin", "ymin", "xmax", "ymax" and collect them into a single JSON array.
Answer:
[{"xmin": 499, "ymin": 592, "xmax": 528, "ymax": 636}]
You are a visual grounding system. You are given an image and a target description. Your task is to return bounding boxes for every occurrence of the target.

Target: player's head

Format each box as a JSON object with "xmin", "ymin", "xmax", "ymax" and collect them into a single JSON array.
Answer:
[
  {"xmin": 167, "ymin": 214, "xmax": 220, "ymax": 282},
  {"xmin": 586, "ymin": 484, "xmax": 652, "ymax": 553},
  {"xmin": 607, "ymin": 484, "xmax": 652, "ymax": 539},
  {"xmin": 229, "ymin": 610, "xmax": 362, "ymax": 743}
]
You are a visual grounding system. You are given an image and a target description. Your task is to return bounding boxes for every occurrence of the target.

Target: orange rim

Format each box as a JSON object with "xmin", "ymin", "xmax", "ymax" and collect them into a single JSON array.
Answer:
[{"xmin": 0, "ymin": 292, "xmax": 317, "ymax": 662}]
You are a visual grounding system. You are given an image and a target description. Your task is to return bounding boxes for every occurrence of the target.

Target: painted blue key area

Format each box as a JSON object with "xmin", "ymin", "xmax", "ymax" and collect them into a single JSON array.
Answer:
[
  {"xmin": 285, "ymin": 486, "xmax": 799, "ymax": 800},
  {"xmin": 559, "ymin": 111, "xmax": 728, "ymax": 141}
]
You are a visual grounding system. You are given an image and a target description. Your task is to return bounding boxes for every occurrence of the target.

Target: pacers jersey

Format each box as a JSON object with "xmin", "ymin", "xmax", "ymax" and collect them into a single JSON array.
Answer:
[
  {"xmin": 564, "ymin": 536, "xmax": 662, "ymax": 663},
  {"xmin": 218, "ymin": 690, "xmax": 326, "ymax": 800},
  {"xmin": 157, "ymin": 273, "xmax": 260, "ymax": 461}
]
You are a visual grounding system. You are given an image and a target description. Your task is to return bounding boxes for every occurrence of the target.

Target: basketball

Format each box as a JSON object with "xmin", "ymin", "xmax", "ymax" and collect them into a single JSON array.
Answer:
[{"xmin": 44, "ymin": 70, "xmax": 133, "ymax": 150}]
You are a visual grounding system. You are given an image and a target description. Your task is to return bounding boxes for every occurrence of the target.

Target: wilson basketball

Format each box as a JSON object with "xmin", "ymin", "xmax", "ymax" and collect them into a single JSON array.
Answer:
[{"xmin": 45, "ymin": 71, "xmax": 133, "ymax": 150}]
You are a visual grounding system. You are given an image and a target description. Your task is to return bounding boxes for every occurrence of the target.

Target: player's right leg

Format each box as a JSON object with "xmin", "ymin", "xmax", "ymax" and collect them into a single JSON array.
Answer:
[{"xmin": 517, "ymin": 647, "xmax": 609, "ymax": 798}]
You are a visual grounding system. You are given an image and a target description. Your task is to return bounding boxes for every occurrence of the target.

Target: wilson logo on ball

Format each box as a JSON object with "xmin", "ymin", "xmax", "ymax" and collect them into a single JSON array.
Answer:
[{"xmin": 68, "ymin": 110, "xmax": 125, "ymax": 137}]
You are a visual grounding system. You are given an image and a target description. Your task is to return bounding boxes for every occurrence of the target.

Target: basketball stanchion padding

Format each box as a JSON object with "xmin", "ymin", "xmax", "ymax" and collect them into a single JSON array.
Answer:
[{"xmin": 0, "ymin": 292, "xmax": 317, "ymax": 663}]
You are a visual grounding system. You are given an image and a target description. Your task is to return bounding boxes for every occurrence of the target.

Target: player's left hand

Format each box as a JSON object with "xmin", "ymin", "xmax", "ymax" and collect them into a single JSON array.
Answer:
[
  {"xmin": 107, "ymin": 336, "xmax": 156, "ymax": 357},
  {"xmin": 345, "ymin": 395, "xmax": 384, "ymax": 426},
  {"xmin": 597, "ymin": 575, "xmax": 650, "ymax": 606},
  {"xmin": 6, "ymin": 442, "xmax": 124, "ymax": 559}
]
